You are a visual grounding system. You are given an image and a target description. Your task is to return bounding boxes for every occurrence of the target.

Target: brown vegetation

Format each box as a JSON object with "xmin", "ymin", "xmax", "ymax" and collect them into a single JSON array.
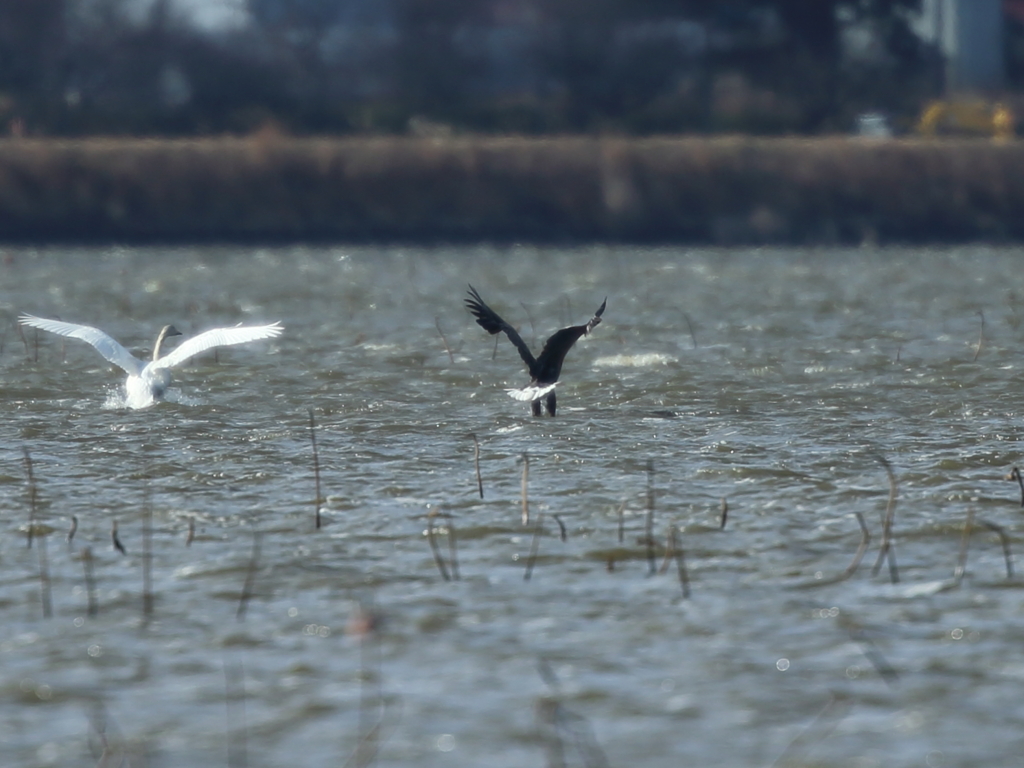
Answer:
[{"xmin": 0, "ymin": 135, "xmax": 1023, "ymax": 243}]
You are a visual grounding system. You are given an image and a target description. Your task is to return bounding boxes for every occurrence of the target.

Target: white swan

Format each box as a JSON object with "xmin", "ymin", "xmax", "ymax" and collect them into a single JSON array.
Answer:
[{"xmin": 19, "ymin": 314, "xmax": 283, "ymax": 409}]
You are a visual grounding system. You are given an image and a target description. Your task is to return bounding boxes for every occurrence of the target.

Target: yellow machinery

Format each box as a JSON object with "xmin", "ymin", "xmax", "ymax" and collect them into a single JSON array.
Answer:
[{"xmin": 917, "ymin": 100, "xmax": 1015, "ymax": 139}]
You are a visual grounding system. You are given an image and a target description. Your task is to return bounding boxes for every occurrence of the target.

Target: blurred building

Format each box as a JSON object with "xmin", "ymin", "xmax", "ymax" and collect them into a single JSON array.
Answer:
[{"xmin": 915, "ymin": 0, "xmax": 1005, "ymax": 92}]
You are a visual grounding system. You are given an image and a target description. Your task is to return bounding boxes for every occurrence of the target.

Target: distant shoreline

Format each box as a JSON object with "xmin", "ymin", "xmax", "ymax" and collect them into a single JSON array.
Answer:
[{"xmin": 0, "ymin": 136, "xmax": 1021, "ymax": 244}]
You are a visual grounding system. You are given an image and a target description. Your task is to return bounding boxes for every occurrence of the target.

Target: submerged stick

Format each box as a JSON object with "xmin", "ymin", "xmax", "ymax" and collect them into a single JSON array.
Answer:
[
  {"xmin": 236, "ymin": 529, "xmax": 262, "ymax": 622},
  {"xmin": 847, "ymin": 625, "xmax": 900, "ymax": 686},
  {"xmin": 790, "ymin": 512, "xmax": 873, "ymax": 589},
  {"xmin": 979, "ymin": 519, "xmax": 1015, "ymax": 579},
  {"xmin": 552, "ymin": 514, "xmax": 567, "ymax": 542},
  {"xmin": 435, "ymin": 316, "xmax": 455, "ymax": 364},
  {"xmin": 82, "ymin": 546, "xmax": 98, "ymax": 617},
  {"xmin": 23, "ymin": 447, "xmax": 36, "ymax": 549},
  {"xmin": 1005, "ymin": 466, "xmax": 1024, "ymax": 507},
  {"xmin": 770, "ymin": 692, "xmax": 850, "ymax": 767},
  {"xmin": 534, "ymin": 663, "xmax": 610, "ymax": 768},
  {"xmin": 669, "ymin": 526, "xmax": 690, "ymax": 599},
  {"xmin": 354, "ymin": 607, "xmax": 380, "ymax": 768},
  {"xmin": 520, "ymin": 452, "xmax": 530, "ymax": 526},
  {"xmin": 37, "ymin": 533, "xmax": 52, "ymax": 619},
  {"xmin": 143, "ymin": 487, "xmax": 154, "ymax": 618},
  {"xmin": 524, "ymin": 512, "xmax": 544, "ymax": 581},
  {"xmin": 953, "ymin": 507, "xmax": 976, "ymax": 585},
  {"xmin": 973, "ymin": 310, "xmax": 986, "ymax": 362},
  {"xmin": 426, "ymin": 509, "xmax": 451, "ymax": 582},
  {"xmin": 186, "ymin": 517, "xmax": 195, "ymax": 547},
  {"xmin": 870, "ymin": 455, "xmax": 899, "ymax": 583},
  {"xmin": 112, "ymin": 520, "xmax": 126, "ymax": 555},
  {"xmin": 645, "ymin": 460, "xmax": 656, "ymax": 576},
  {"xmin": 309, "ymin": 408, "xmax": 323, "ymax": 530},
  {"xmin": 346, "ymin": 604, "xmax": 403, "ymax": 768},
  {"xmin": 719, "ymin": 497, "xmax": 728, "ymax": 530},
  {"xmin": 447, "ymin": 516, "xmax": 460, "ymax": 581},
  {"xmin": 88, "ymin": 702, "xmax": 126, "ymax": 768},
  {"xmin": 616, "ymin": 500, "xmax": 626, "ymax": 544},
  {"xmin": 16, "ymin": 320, "xmax": 29, "ymax": 358},
  {"xmin": 470, "ymin": 433, "xmax": 484, "ymax": 499}
]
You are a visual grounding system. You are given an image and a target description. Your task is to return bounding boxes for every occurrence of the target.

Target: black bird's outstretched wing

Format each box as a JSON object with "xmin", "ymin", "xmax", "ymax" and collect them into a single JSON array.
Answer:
[
  {"xmin": 465, "ymin": 286, "xmax": 537, "ymax": 373},
  {"xmin": 533, "ymin": 297, "xmax": 606, "ymax": 383}
]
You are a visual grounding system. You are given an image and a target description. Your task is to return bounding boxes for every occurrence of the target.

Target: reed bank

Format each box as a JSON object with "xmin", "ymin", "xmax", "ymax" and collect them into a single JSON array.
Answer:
[{"xmin": 0, "ymin": 136, "xmax": 1021, "ymax": 245}]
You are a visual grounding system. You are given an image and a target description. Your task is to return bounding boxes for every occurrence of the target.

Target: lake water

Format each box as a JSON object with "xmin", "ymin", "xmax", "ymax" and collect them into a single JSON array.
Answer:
[{"xmin": 2, "ymin": 245, "xmax": 1024, "ymax": 768}]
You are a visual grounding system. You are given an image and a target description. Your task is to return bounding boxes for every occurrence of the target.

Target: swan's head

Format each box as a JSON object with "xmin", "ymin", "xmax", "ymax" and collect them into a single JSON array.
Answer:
[{"xmin": 153, "ymin": 324, "xmax": 183, "ymax": 361}]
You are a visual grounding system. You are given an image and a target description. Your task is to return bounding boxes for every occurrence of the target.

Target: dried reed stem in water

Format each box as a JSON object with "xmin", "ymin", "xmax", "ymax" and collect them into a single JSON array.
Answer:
[
  {"xmin": 309, "ymin": 408, "xmax": 323, "ymax": 530},
  {"xmin": 112, "ymin": 521, "xmax": 126, "ymax": 555},
  {"xmin": 645, "ymin": 460, "xmax": 656, "ymax": 576},
  {"xmin": 82, "ymin": 546, "xmax": 98, "ymax": 617},
  {"xmin": 616, "ymin": 500, "xmax": 626, "ymax": 543},
  {"xmin": 683, "ymin": 312, "xmax": 698, "ymax": 349},
  {"xmin": 790, "ymin": 512, "xmax": 873, "ymax": 589},
  {"xmin": 979, "ymin": 519, "xmax": 1015, "ymax": 579},
  {"xmin": 426, "ymin": 509, "xmax": 451, "ymax": 582},
  {"xmin": 658, "ymin": 527, "xmax": 674, "ymax": 574},
  {"xmin": 37, "ymin": 533, "xmax": 52, "ymax": 619},
  {"xmin": 719, "ymin": 497, "xmax": 728, "ymax": 530},
  {"xmin": 23, "ymin": 448, "xmax": 36, "ymax": 549},
  {"xmin": 435, "ymin": 316, "xmax": 455, "ymax": 364},
  {"xmin": 186, "ymin": 517, "xmax": 195, "ymax": 547},
  {"xmin": 236, "ymin": 529, "xmax": 262, "ymax": 621},
  {"xmin": 840, "ymin": 512, "xmax": 872, "ymax": 580},
  {"xmin": 524, "ymin": 512, "xmax": 544, "ymax": 582},
  {"xmin": 552, "ymin": 514, "xmax": 567, "ymax": 542},
  {"xmin": 67, "ymin": 515, "xmax": 78, "ymax": 546},
  {"xmin": 142, "ymin": 487, "xmax": 154, "ymax": 618},
  {"xmin": 1005, "ymin": 466, "xmax": 1024, "ymax": 507},
  {"xmin": 520, "ymin": 452, "xmax": 530, "ymax": 526},
  {"xmin": 870, "ymin": 455, "xmax": 899, "ymax": 583},
  {"xmin": 973, "ymin": 310, "xmax": 986, "ymax": 362},
  {"xmin": 470, "ymin": 433, "xmax": 484, "ymax": 499},
  {"xmin": 954, "ymin": 507, "xmax": 976, "ymax": 584}
]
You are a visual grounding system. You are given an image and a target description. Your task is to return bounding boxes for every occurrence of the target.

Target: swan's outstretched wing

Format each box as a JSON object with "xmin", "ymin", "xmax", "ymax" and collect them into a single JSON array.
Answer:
[
  {"xmin": 465, "ymin": 286, "xmax": 537, "ymax": 373},
  {"xmin": 19, "ymin": 314, "xmax": 144, "ymax": 375},
  {"xmin": 152, "ymin": 322, "xmax": 283, "ymax": 370}
]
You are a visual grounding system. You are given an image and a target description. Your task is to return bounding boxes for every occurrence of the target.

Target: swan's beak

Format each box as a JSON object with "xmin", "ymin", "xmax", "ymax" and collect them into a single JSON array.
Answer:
[{"xmin": 165, "ymin": 325, "xmax": 183, "ymax": 338}]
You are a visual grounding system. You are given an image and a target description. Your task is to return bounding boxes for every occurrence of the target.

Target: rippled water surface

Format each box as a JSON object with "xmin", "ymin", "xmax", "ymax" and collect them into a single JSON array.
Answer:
[{"xmin": 3, "ymin": 245, "xmax": 1024, "ymax": 767}]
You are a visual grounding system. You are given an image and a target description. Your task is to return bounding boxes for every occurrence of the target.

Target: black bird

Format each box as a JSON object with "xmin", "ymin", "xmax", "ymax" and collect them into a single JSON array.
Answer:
[{"xmin": 465, "ymin": 285, "xmax": 606, "ymax": 416}]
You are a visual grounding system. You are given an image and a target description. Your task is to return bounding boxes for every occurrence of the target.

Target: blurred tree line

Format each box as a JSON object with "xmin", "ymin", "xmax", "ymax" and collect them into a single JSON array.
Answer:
[{"xmin": 0, "ymin": 0, "xmax": 939, "ymax": 136}]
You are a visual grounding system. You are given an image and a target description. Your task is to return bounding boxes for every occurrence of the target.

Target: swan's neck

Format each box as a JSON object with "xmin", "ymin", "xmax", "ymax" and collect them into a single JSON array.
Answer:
[{"xmin": 152, "ymin": 325, "xmax": 181, "ymax": 362}]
